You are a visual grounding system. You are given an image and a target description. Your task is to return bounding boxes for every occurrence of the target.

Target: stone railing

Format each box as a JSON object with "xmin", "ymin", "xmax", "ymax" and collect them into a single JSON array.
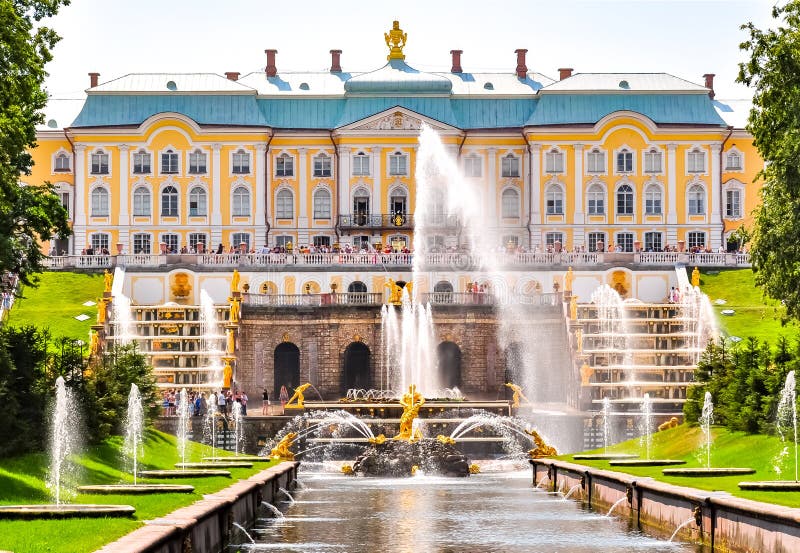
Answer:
[
  {"xmin": 243, "ymin": 292, "xmax": 383, "ymax": 307},
  {"xmin": 242, "ymin": 291, "xmax": 561, "ymax": 308}
]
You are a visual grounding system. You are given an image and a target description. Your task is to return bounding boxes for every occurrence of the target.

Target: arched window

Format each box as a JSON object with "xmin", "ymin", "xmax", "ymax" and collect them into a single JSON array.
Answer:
[
  {"xmin": 501, "ymin": 188, "xmax": 520, "ymax": 218},
  {"xmin": 587, "ymin": 183, "xmax": 605, "ymax": 215},
  {"xmin": 352, "ymin": 152, "xmax": 370, "ymax": 176},
  {"xmin": 348, "ymin": 281, "xmax": 368, "ymax": 303},
  {"xmin": 189, "ymin": 186, "xmax": 207, "ymax": 216},
  {"xmin": 90, "ymin": 150, "xmax": 109, "ymax": 175},
  {"xmin": 161, "ymin": 185, "xmax": 179, "ymax": 216},
  {"xmin": 313, "ymin": 153, "xmax": 331, "ymax": 177},
  {"xmin": 132, "ymin": 186, "xmax": 150, "ymax": 216},
  {"xmin": 54, "ymin": 152, "xmax": 71, "ymax": 172},
  {"xmin": 161, "ymin": 149, "xmax": 179, "ymax": 174},
  {"xmin": 232, "ymin": 149, "xmax": 250, "ymax": 174},
  {"xmin": 726, "ymin": 151, "xmax": 742, "ymax": 171},
  {"xmin": 433, "ymin": 280, "xmax": 453, "ymax": 303},
  {"xmin": 313, "ymin": 188, "xmax": 331, "ymax": 219},
  {"xmin": 189, "ymin": 149, "xmax": 207, "ymax": 174},
  {"xmin": 687, "ymin": 148, "xmax": 706, "ymax": 173},
  {"xmin": 616, "ymin": 184, "xmax": 634, "ymax": 215},
  {"xmin": 232, "ymin": 186, "xmax": 250, "ymax": 216},
  {"xmin": 91, "ymin": 187, "xmax": 109, "ymax": 216},
  {"xmin": 353, "ymin": 188, "xmax": 369, "ymax": 225},
  {"xmin": 501, "ymin": 154, "xmax": 520, "ymax": 177},
  {"xmin": 586, "ymin": 148, "xmax": 605, "ymax": 174},
  {"xmin": 276, "ymin": 189, "xmax": 293, "ymax": 219},
  {"xmin": 545, "ymin": 184, "xmax": 563, "ymax": 215},
  {"xmin": 616, "ymin": 148, "xmax": 633, "ymax": 173},
  {"xmin": 389, "ymin": 151, "xmax": 408, "ymax": 176},
  {"xmin": 390, "ymin": 187, "xmax": 407, "ymax": 215},
  {"xmin": 133, "ymin": 150, "xmax": 151, "ymax": 174},
  {"xmin": 688, "ymin": 184, "xmax": 705, "ymax": 215},
  {"xmin": 276, "ymin": 153, "xmax": 293, "ymax": 177},
  {"xmin": 644, "ymin": 184, "xmax": 662, "ymax": 215}
]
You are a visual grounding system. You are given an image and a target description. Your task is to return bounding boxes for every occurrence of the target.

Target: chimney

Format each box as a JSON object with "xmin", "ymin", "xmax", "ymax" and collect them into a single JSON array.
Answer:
[
  {"xmin": 88, "ymin": 72, "xmax": 100, "ymax": 88},
  {"xmin": 703, "ymin": 73, "xmax": 715, "ymax": 99},
  {"xmin": 515, "ymin": 49, "xmax": 528, "ymax": 78},
  {"xmin": 224, "ymin": 72, "xmax": 240, "ymax": 81},
  {"xmin": 558, "ymin": 67, "xmax": 573, "ymax": 81},
  {"xmin": 265, "ymin": 49, "xmax": 278, "ymax": 77},
  {"xmin": 450, "ymin": 50, "xmax": 463, "ymax": 73},
  {"xmin": 330, "ymin": 49, "xmax": 342, "ymax": 73}
]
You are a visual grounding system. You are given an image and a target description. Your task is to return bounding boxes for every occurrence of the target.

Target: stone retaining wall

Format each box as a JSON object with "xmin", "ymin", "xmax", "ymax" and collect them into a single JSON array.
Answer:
[
  {"xmin": 531, "ymin": 459, "xmax": 800, "ymax": 553},
  {"xmin": 95, "ymin": 461, "xmax": 299, "ymax": 553}
]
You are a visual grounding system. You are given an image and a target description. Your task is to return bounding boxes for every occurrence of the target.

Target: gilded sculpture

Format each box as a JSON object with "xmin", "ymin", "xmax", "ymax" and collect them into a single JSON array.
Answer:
[
  {"xmin": 526, "ymin": 428, "xmax": 558, "ymax": 458},
  {"xmin": 103, "ymin": 269, "xmax": 113, "ymax": 293},
  {"xmin": 393, "ymin": 384, "xmax": 425, "ymax": 442},
  {"xmin": 505, "ymin": 382, "xmax": 530, "ymax": 408},
  {"xmin": 564, "ymin": 266, "xmax": 574, "ymax": 293},
  {"xmin": 285, "ymin": 382, "xmax": 312, "ymax": 409},
  {"xmin": 270, "ymin": 432, "xmax": 298, "ymax": 461},
  {"xmin": 384, "ymin": 20, "xmax": 407, "ymax": 60}
]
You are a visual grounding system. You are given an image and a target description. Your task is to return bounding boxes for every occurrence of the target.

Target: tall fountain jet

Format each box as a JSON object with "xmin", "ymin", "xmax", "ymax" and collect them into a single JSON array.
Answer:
[
  {"xmin": 48, "ymin": 376, "xmax": 78, "ymax": 505},
  {"xmin": 200, "ymin": 290, "xmax": 225, "ymax": 386}
]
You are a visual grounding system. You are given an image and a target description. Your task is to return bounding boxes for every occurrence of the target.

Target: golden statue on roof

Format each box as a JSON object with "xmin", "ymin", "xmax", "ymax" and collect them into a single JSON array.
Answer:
[{"xmin": 385, "ymin": 20, "xmax": 407, "ymax": 60}]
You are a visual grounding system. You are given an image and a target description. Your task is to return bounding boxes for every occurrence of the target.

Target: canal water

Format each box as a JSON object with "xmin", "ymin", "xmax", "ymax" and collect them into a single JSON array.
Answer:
[{"xmin": 239, "ymin": 467, "xmax": 703, "ymax": 552}]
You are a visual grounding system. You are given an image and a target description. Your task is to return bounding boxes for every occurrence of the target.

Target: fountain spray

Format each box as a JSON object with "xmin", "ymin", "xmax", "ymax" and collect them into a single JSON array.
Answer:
[
  {"xmin": 176, "ymin": 388, "xmax": 190, "ymax": 467},
  {"xmin": 777, "ymin": 371, "xmax": 798, "ymax": 481},
  {"xmin": 48, "ymin": 377, "xmax": 77, "ymax": 506},
  {"xmin": 124, "ymin": 384, "xmax": 144, "ymax": 485},
  {"xmin": 699, "ymin": 392, "xmax": 714, "ymax": 470}
]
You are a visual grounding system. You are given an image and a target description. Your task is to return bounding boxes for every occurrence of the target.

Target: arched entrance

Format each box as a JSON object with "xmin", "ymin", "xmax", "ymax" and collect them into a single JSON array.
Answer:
[
  {"xmin": 343, "ymin": 342, "xmax": 371, "ymax": 394},
  {"xmin": 274, "ymin": 342, "xmax": 300, "ymax": 398},
  {"xmin": 348, "ymin": 281, "xmax": 368, "ymax": 304},
  {"xmin": 433, "ymin": 280, "xmax": 453, "ymax": 303},
  {"xmin": 437, "ymin": 341, "xmax": 462, "ymax": 389}
]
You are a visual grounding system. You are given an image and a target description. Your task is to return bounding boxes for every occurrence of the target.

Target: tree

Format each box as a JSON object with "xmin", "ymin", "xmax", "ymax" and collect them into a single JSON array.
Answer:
[
  {"xmin": 0, "ymin": 0, "xmax": 71, "ymax": 288},
  {"xmin": 739, "ymin": 1, "xmax": 800, "ymax": 320}
]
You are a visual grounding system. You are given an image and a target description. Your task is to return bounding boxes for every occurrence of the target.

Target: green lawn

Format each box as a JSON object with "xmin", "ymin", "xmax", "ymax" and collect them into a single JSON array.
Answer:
[
  {"xmin": 0, "ymin": 429, "xmax": 277, "ymax": 553},
  {"xmin": 562, "ymin": 424, "xmax": 800, "ymax": 508},
  {"xmin": 697, "ymin": 268, "xmax": 798, "ymax": 343},
  {"xmin": 8, "ymin": 272, "xmax": 105, "ymax": 342}
]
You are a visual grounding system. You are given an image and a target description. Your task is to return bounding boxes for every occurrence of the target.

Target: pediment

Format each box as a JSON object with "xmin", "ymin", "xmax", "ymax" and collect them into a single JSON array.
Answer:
[{"xmin": 338, "ymin": 107, "xmax": 460, "ymax": 134}]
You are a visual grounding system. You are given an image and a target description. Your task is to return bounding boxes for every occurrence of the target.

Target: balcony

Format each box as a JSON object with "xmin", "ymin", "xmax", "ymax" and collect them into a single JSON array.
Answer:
[{"xmin": 338, "ymin": 213, "xmax": 414, "ymax": 230}]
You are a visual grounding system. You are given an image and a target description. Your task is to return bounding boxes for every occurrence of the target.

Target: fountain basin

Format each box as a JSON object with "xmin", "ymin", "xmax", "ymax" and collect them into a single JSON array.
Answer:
[
  {"xmin": 609, "ymin": 459, "xmax": 686, "ymax": 467},
  {"xmin": 202, "ymin": 456, "xmax": 271, "ymax": 463},
  {"xmin": 352, "ymin": 438, "xmax": 471, "ymax": 477},
  {"xmin": 78, "ymin": 484, "xmax": 195, "ymax": 494},
  {"xmin": 0, "ymin": 504, "xmax": 135, "ymax": 519},
  {"xmin": 738, "ymin": 481, "xmax": 800, "ymax": 491},
  {"xmin": 663, "ymin": 468, "xmax": 756, "ymax": 477},
  {"xmin": 139, "ymin": 469, "xmax": 231, "ymax": 478},
  {"xmin": 572, "ymin": 454, "xmax": 639, "ymax": 461},
  {"xmin": 175, "ymin": 462, "xmax": 253, "ymax": 469}
]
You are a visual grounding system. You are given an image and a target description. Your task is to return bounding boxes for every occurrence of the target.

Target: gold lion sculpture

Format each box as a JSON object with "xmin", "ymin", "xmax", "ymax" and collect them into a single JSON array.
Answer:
[
  {"xmin": 526, "ymin": 428, "xmax": 558, "ymax": 458},
  {"xmin": 270, "ymin": 432, "xmax": 298, "ymax": 461},
  {"xmin": 657, "ymin": 417, "xmax": 679, "ymax": 432}
]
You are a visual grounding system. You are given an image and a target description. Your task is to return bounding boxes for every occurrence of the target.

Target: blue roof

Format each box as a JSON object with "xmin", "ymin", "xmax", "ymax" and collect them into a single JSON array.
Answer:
[
  {"xmin": 71, "ymin": 94, "xmax": 267, "ymax": 127},
  {"xmin": 526, "ymin": 94, "xmax": 727, "ymax": 126},
  {"xmin": 344, "ymin": 59, "xmax": 453, "ymax": 95}
]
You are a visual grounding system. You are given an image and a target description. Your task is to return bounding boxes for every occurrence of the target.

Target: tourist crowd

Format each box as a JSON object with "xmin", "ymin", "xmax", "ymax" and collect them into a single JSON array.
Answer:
[{"xmin": 160, "ymin": 388, "xmax": 249, "ymax": 417}]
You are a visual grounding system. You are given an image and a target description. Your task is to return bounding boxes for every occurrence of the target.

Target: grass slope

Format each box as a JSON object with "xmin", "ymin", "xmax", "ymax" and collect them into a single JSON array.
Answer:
[
  {"xmin": 8, "ymin": 272, "xmax": 106, "ymax": 342},
  {"xmin": 563, "ymin": 424, "xmax": 800, "ymax": 508},
  {"xmin": 697, "ymin": 268, "xmax": 797, "ymax": 343},
  {"xmin": 0, "ymin": 429, "xmax": 276, "ymax": 553}
]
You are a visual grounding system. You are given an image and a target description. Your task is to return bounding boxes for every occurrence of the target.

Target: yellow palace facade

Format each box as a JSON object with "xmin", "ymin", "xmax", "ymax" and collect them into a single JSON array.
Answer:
[{"xmin": 30, "ymin": 22, "xmax": 760, "ymax": 257}]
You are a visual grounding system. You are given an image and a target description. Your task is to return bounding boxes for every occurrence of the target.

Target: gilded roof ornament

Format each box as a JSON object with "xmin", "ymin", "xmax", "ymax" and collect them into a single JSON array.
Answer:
[{"xmin": 385, "ymin": 20, "xmax": 407, "ymax": 61}]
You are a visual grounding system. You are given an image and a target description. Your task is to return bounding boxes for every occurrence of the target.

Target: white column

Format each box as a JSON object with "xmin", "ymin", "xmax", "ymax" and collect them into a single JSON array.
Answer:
[
  {"xmin": 710, "ymin": 143, "xmax": 723, "ymax": 249},
  {"xmin": 117, "ymin": 144, "xmax": 130, "ymax": 247},
  {"xmin": 666, "ymin": 144, "xmax": 678, "ymax": 246},
  {"xmin": 211, "ymin": 143, "xmax": 222, "ymax": 247},
  {"xmin": 338, "ymin": 146, "xmax": 350, "ymax": 224},
  {"xmin": 297, "ymin": 147, "xmax": 309, "ymax": 243},
  {"xmin": 573, "ymin": 144, "xmax": 584, "ymax": 225},
  {"xmin": 73, "ymin": 144, "xmax": 87, "ymax": 253},
  {"xmin": 529, "ymin": 144, "xmax": 542, "ymax": 248},
  {"xmin": 255, "ymin": 143, "xmax": 267, "ymax": 248},
  {"xmin": 371, "ymin": 146, "xmax": 382, "ymax": 216},
  {"xmin": 487, "ymin": 147, "xmax": 497, "ymax": 231}
]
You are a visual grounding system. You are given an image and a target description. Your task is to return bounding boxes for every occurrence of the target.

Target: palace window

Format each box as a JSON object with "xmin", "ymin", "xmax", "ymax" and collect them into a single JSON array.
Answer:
[
  {"xmin": 545, "ymin": 232, "xmax": 564, "ymax": 248},
  {"xmin": 501, "ymin": 154, "xmax": 520, "ymax": 177},
  {"xmin": 616, "ymin": 184, "xmax": 634, "ymax": 215},
  {"xmin": 464, "ymin": 155, "xmax": 482, "ymax": 177},
  {"xmin": 232, "ymin": 149, "xmax": 250, "ymax": 174},
  {"xmin": 726, "ymin": 151, "xmax": 742, "ymax": 171},
  {"xmin": 313, "ymin": 188, "xmax": 331, "ymax": 219},
  {"xmin": 276, "ymin": 189, "xmax": 293, "ymax": 219},
  {"xmin": 725, "ymin": 189, "xmax": 742, "ymax": 218},
  {"xmin": 502, "ymin": 235, "xmax": 519, "ymax": 248},
  {"xmin": 644, "ymin": 148, "xmax": 662, "ymax": 173},
  {"xmin": 161, "ymin": 149, "xmax": 179, "ymax": 174},
  {"xmin": 352, "ymin": 152, "xmax": 370, "ymax": 176},
  {"xmin": 644, "ymin": 231, "xmax": 663, "ymax": 251},
  {"xmin": 313, "ymin": 235, "xmax": 331, "ymax": 248},
  {"xmin": 161, "ymin": 233, "xmax": 179, "ymax": 254},
  {"xmin": 587, "ymin": 183, "xmax": 605, "ymax": 215},
  {"xmin": 688, "ymin": 231, "xmax": 706, "ymax": 250},
  {"xmin": 544, "ymin": 149, "xmax": 564, "ymax": 173},
  {"xmin": 313, "ymin": 153, "xmax": 332, "ymax": 177},
  {"xmin": 189, "ymin": 233, "xmax": 208, "ymax": 252},
  {"xmin": 276, "ymin": 154, "xmax": 294, "ymax": 177},
  {"xmin": 189, "ymin": 186, "xmax": 207, "ymax": 216},
  {"xmin": 688, "ymin": 184, "xmax": 705, "ymax": 215},
  {"xmin": 58, "ymin": 190, "xmax": 70, "ymax": 217},
  {"xmin": 91, "ymin": 187, "xmax": 109, "ymax": 216},
  {"xmin": 389, "ymin": 152, "xmax": 408, "ymax": 176},
  {"xmin": 429, "ymin": 188, "xmax": 445, "ymax": 225},
  {"xmin": 644, "ymin": 184, "xmax": 662, "ymax": 215},
  {"xmin": 231, "ymin": 232, "xmax": 250, "ymax": 251},
  {"xmin": 161, "ymin": 185, "xmax": 179, "ymax": 217},
  {"xmin": 616, "ymin": 232, "xmax": 634, "ymax": 252},
  {"xmin": 588, "ymin": 232, "xmax": 606, "ymax": 252},
  {"xmin": 275, "ymin": 235, "xmax": 293, "ymax": 248},
  {"xmin": 132, "ymin": 186, "xmax": 151, "ymax": 216},
  {"xmin": 501, "ymin": 188, "xmax": 520, "ymax": 218},
  {"xmin": 90, "ymin": 233, "xmax": 110, "ymax": 254},
  {"xmin": 232, "ymin": 186, "xmax": 250, "ymax": 216},
  {"xmin": 133, "ymin": 233, "xmax": 151, "ymax": 254},
  {"xmin": 54, "ymin": 152, "xmax": 71, "ymax": 172},
  {"xmin": 688, "ymin": 148, "xmax": 706, "ymax": 173},
  {"xmin": 545, "ymin": 184, "xmax": 564, "ymax": 215},
  {"xmin": 390, "ymin": 188, "xmax": 407, "ymax": 215},
  {"xmin": 587, "ymin": 149, "xmax": 605, "ymax": 174},
  {"xmin": 616, "ymin": 149, "xmax": 633, "ymax": 173},
  {"xmin": 189, "ymin": 150, "xmax": 207, "ymax": 174},
  {"xmin": 133, "ymin": 150, "xmax": 151, "ymax": 174},
  {"xmin": 90, "ymin": 150, "xmax": 109, "ymax": 174}
]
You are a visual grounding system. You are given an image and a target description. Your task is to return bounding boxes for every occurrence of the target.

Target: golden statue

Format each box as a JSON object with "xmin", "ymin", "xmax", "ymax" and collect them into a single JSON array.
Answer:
[
  {"xmin": 103, "ymin": 270, "xmax": 113, "ymax": 293},
  {"xmin": 341, "ymin": 464, "xmax": 354, "ymax": 474},
  {"xmin": 570, "ymin": 295, "xmax": 578, "ymax": 320},
  {"xmin": 436, "ymin": 434, "xmax": 456, "ymax": 445},
  {"xmin": 469, "ymin": 463, "xmax": 481, "ymax": 474},
  {"xmin": 171, "ymin": 272, "xmax": 192, "ymax": 298},
  {"xmin": 223, "ymin": 358, "xmax": 233, "ymax": 389},
  {"xmin": 505, "ymin": 382, "xmax": 530, "ymax": 408},
  {"xmin": 564, "ymin": 266, "xmax": 574, "ymax": 293},
  {"xmin": 89, "ymin": 331, "xmax": 100, "ymax": 356},
  {"xmin": 658, "ymin": 416, "xmax": 680, "ymax": 432},
  {"xmin": 385, "ymin": 278, "xmax": 408, "ymax": 305},
  {"xmin": 691, "ymin": 266, "xmax": 700, "ymax": 287},
  {"xmin": 229, "ymin": 296, "xmax": 241, "ymax": 323},
  {"xmin": 575, "ymin": 328, "xmax": 583, "ymax": 353},
  {"xmin": 526, "ymin": 428, "xmax": 558, "ymax": 458},
  {"xmin": 226, "ymin": 328, "xmax": 235, "ymax": 354},
  {"xmin": 270, "ymin": 432, "xmax": 297, "ymax": 461},
  {"xmin": 368, "ymin": 434, "xmax": 387, "ymax": 445},
  {"xmin": 97, "ymin": 298, "xmax": 107, "ymax": 324},
  {"xmin": 285, "ymin": 382, "xmax": 312, "ymax": 409},
  {"xmin": 384, "ymin": 20, "xmax": 407, "ymax": 60},
  {"xmin": 393, "ymin": 384, "xmax": 425, "ymax": 442},
  {"xmin": 580, "ymin": 363, "xmax": 593, "ymax": 385},
  {"xmin": 231, "ymin": 269, "xmax": 241, "ymax": 294}
]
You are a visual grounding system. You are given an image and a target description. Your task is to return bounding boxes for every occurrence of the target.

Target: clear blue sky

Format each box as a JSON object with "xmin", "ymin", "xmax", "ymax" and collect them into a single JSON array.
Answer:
[{"xmin": 43, "ymin": 0, "xmax": 774, "ymax": 100}]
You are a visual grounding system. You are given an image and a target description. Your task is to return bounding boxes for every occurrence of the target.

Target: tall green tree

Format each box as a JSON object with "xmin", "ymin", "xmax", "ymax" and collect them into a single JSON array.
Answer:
[
  {"xmin": 739, "ymin": 1, "xmax": 800, "ymax": 320},
  {"xmin": 0, "ymin": 0, "xmax": 71, "ymax": 287}
]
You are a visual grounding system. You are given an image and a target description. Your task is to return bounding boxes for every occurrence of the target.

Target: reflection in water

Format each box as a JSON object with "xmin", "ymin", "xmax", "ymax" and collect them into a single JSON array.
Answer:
[{"xmin": 244, "ymin": 469, "xmax": 703, "ymax": 553}]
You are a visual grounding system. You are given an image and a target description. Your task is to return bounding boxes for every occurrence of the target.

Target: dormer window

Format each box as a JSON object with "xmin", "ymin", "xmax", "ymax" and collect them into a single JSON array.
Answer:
[
  {"xmin": 586, "ymin": 149, "xmax": 605, "ymax": 174},
  {"xmin": 726, "ymin": 151, "xmax": 742, "ymax": 171},
  {"xmin": 688, "ymin": 148, "xmax": 706, "ymax": 173},
  {"xmin": 189, "ymin": 149, "xmax": 207, "ymax": 174},
  {"xmin": 544, "ymin": 149, "xmax": 564, "ymax": 174},
  {"xmin": 276, "ymin": 153, "xmax": 294, "ymax": 177},
  {"xmin": 389, "ymin": 152, "xmax": 408, "ymax": 176},
  {"xmin": 232, "ymin": 149, "xmax": 250, "ymax": 174},
  {"xmin": 501, "ymin": 154, "xmax": 520, "ymax": 177},
  {"xmin": 161, "ymin": 149, "xmax": 179, "ymax": 174},
  {"xmin": 313, "ymin": 153, "xmax": 332, "ymax": 177},
  {"xmin": 54, "ymin": 153, "xmax": 71, "ymax": 172},
  {"xmin": 616, "ymin": 148, "xmax": 633, "ymax": 173},
  {"xmin": 133, "ymin": 150, "xmax": 151, "ymax": 174},
  {"xmin": 90, "ymin": 150, "xmax": 109, "ymax": 175}
]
